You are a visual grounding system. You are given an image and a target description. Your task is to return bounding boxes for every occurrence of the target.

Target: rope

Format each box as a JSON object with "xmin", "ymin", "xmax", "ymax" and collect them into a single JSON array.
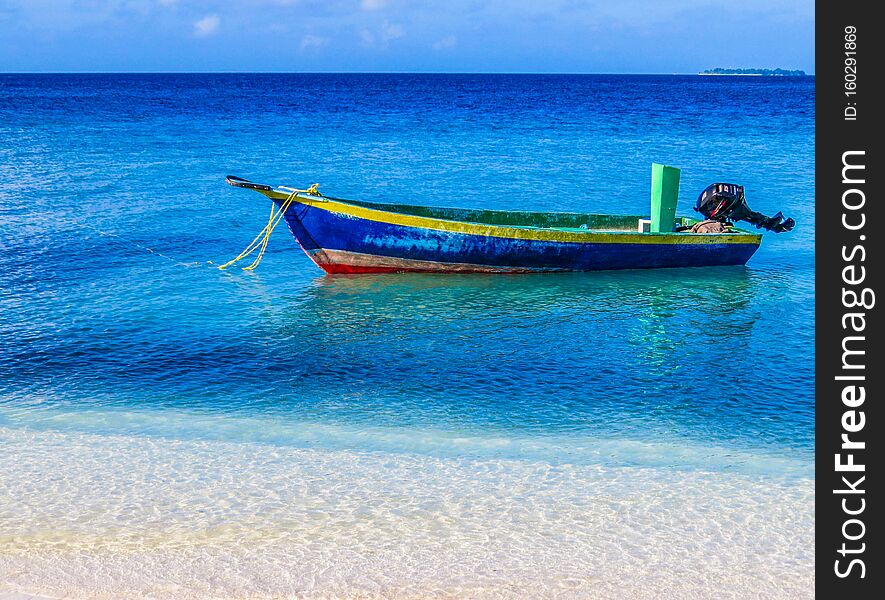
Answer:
[
  {"xmin": 63, "ymin": 219, "xmax": 207, "ymax": 268},
  {"xmin": 218, "ymin": 185, "xmax": 319, "ymax": 271}
]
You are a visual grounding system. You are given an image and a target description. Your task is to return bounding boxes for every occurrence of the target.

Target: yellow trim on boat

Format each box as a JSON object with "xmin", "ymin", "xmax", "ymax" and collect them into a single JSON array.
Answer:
[{"xmin": 261, "ymin": 189, "xmax": 762, "ymax": 246}]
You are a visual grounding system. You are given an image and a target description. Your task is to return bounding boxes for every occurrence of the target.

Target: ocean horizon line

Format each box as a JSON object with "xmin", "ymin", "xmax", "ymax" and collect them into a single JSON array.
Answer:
[{"xmin": 0, "ymin": 70, "xmax": 816, "ymax": 76}]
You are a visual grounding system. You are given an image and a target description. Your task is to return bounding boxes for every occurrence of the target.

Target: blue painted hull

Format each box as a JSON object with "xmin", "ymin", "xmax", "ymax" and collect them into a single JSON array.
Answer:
[{"xmin": 279, "ymin": 201, "xmax": 760, "ymax": 273}]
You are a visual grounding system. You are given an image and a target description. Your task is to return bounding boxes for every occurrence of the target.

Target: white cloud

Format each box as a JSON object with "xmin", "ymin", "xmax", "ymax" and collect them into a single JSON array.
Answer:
[
  {"xmin": 359, "ymin": 21, "xmax": 404, "ymax": 48},
  {"xmin": 193, "ymin": 14, "xmax": 219, "ymax": 37},
  {"xmin": 359, "ymin": 29, "xmax": 375, "ymax": 46},
  {"xmin": 361, "ymin": 0, "xmax": 388, "ymax": 10},
  {"xmin": 432, "ymin": 35, "xmax": 457, "ymax": 50},
  {"xmin": 158, "ymin": 0, "xmax": 178, "ymax": 7},
  {"xmin": 380, "ymin": 21, "xmax": 404, "ymax": 42},
  {"xmin": 299, "ymin": 34, "xmax": 328, "ymax": 50}
]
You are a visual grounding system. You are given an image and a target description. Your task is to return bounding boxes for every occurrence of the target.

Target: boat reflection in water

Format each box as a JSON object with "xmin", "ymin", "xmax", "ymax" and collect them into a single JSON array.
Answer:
[{"xmin": 230, "ymin": 265, "xmax": 809, "ymax": 457}]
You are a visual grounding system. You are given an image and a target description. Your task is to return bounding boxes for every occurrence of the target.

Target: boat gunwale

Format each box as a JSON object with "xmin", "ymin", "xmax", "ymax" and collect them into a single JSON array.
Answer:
[{"xmin": 252, "ymin": 186, "xmax": 763, "ymax": 246}]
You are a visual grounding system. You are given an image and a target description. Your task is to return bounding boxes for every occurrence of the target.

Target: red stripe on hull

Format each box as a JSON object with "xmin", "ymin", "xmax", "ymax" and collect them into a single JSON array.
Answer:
[
  {"xmin": 319, "ymin": 263, "xmax": 414, "ymax": 274},
  {"xmin": 308, "ymin": 249, "xmax": 553, "ymax": 274}
]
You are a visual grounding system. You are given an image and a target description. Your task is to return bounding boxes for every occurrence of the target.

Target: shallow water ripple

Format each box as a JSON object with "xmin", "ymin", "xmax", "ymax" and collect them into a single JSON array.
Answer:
[{"xmin": 1, "ymin": 427, "xmax": 812, "ymax": 599}]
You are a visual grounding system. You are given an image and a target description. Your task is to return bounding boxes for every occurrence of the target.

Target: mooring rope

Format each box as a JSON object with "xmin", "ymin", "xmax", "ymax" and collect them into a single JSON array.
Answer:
[
  {"xmin": 58, "ymin": 218, "xmax": 207, "ymax": 268},
  {"xmin": 218, "ymin": 184, "xmax": 320, "ymax": 271}
]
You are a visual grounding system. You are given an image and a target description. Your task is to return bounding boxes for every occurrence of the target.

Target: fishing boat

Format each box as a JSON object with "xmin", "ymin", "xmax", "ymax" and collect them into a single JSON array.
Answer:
[{"xmin": 224, "ymin": 165, "xmax": 792, "ymax": 274}]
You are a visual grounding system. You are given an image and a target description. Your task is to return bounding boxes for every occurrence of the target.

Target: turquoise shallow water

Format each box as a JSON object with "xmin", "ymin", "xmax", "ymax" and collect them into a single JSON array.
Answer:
[{"xmin": 0, "ymin": 74, "xmax": 814, "ymax": 598}]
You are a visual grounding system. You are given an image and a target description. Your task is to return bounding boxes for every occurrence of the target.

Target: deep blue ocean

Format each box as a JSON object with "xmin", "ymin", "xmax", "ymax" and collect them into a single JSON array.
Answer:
[{"xmin": 0, "ymin": 74, "xmax": 814, "ymax": 598}]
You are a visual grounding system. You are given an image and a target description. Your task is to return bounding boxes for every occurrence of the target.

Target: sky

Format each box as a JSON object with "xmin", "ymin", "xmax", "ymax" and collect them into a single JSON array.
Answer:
[{"xmin": 0, "ymin": 0, "xmax": 814, "ymax": 73}]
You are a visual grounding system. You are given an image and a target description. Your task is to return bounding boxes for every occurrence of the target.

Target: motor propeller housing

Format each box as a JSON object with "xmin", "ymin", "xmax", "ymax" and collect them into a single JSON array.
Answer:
[{"xmin": 695, "ymin": 183, "xmax": 795, "ymax": 233}]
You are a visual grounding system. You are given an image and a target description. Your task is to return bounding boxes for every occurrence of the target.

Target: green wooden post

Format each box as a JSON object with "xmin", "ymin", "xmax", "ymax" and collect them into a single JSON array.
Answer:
[{"xmin": 650, "ymin": 163, "xmax": 680, "ymax": 233}]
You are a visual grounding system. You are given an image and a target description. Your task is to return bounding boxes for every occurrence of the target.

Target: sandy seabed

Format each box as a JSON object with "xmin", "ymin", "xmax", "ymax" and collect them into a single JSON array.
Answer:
[{"xmin": 1, "ymin": 426, "xmax": 813, "ymax": 599}]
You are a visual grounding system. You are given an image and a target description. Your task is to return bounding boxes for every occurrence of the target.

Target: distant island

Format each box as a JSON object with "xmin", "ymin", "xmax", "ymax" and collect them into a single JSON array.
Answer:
[{"xmin": 699, "ymin": 68, "xmax": 806, "ymax": 76}]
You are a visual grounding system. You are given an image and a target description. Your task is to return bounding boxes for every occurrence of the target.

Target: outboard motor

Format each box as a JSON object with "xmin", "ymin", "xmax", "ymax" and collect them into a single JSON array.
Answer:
[{"xmin": 695, "ymin": 183, "xmax": 795, "ymax": 233}]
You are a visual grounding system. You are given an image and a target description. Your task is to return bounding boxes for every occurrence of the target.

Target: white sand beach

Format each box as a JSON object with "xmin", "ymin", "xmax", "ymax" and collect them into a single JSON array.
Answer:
[{"xmin": 2, "ymin": 426, "xmax": 813, "ymax": 600}]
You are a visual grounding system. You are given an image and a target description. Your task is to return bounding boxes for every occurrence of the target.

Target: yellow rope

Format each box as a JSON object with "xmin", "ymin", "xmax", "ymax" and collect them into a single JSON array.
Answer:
[{"xmin": 219, "ymin": 185, "xmax": 320, "ymax": 271}]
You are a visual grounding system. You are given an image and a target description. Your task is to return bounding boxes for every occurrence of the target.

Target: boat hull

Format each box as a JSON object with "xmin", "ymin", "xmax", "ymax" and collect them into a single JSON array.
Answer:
[{"xmin": 278, "ymin": 199, "xmax": 760, "ymax": 274}]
